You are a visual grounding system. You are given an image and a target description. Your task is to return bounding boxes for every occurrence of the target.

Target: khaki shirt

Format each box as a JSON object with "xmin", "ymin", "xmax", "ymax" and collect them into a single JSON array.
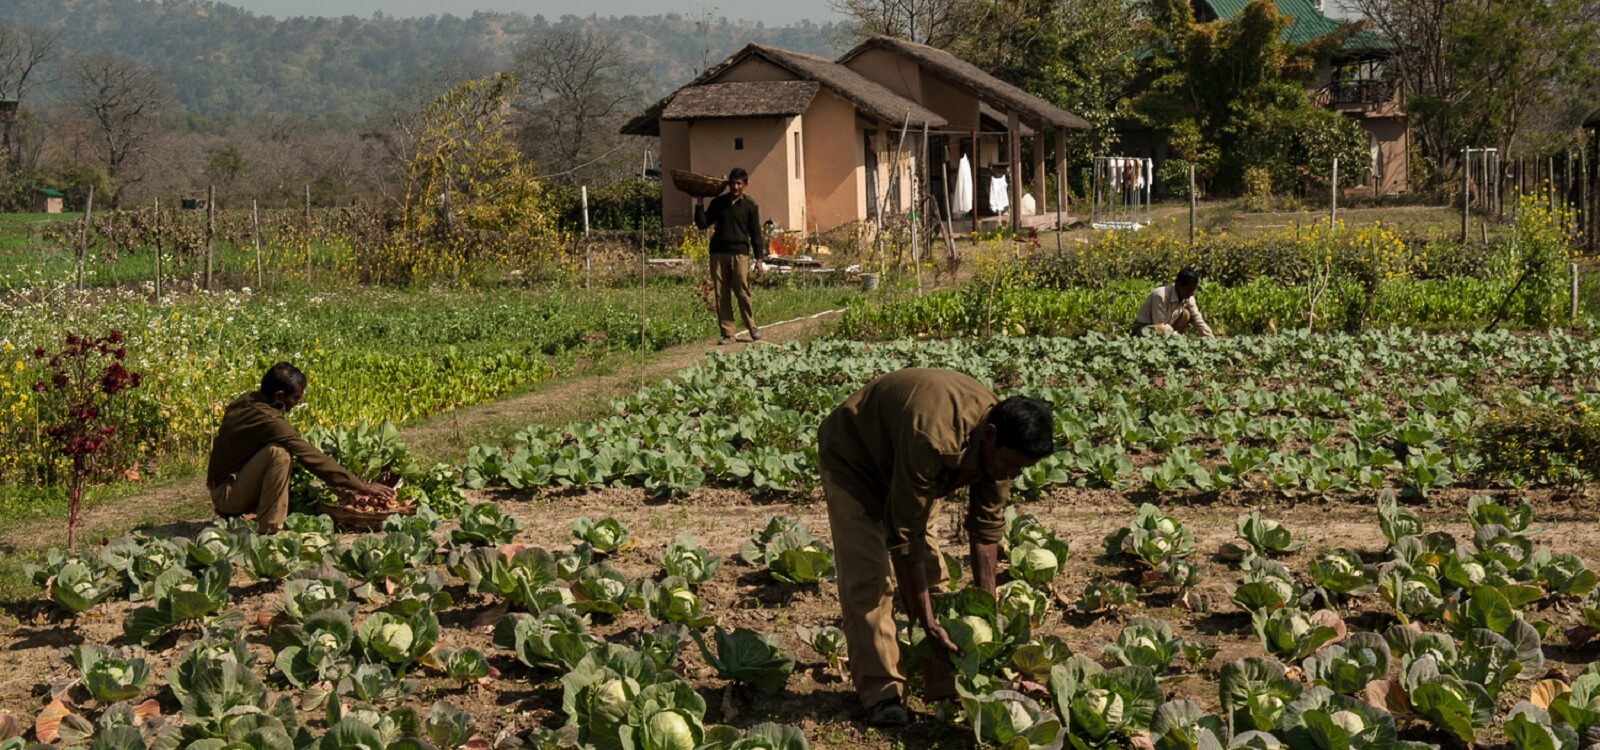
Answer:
[
  {"xmin": 1134, "ymin": 285, "xmax": 1214, "ymax": 337},
  {"xmin": 206, "ymin": 392, "xmax": 362, "ymax": 491},
  {"xmin": 817, "ymin": 369, "xmax": 1009, "ymax": 557}
]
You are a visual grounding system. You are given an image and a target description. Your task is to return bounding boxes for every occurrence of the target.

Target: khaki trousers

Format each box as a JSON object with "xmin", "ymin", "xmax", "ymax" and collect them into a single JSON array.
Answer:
[
  {"xmin": 821, "ymin": 467, "xmax": 954, "ymax": 708},
  {"xmin": 709, "ymin": 253, "xmax": 755, "ymax": 338},
  {"xmin": 210, "ymin": 444, "xmax": 291, "ymax": 533}
]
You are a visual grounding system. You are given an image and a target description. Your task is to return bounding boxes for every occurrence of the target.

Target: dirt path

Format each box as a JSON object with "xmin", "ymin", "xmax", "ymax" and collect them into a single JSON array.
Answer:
[{"xmin": 0, "ymin": 309, "xmax": 845, "ymax": 555}]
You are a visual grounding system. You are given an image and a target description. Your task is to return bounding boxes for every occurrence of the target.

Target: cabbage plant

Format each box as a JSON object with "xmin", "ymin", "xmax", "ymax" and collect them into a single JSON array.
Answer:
[
  {"xmin": 1467, "ymin": 495, "xmax": 1532, "ymax": 533},
  {"xmin": 739, "ymin": 516, "xmax": 810, "ymax": 565},
  {"xmin": 279, "ymin": 572, "xmax": 353, "ymax": 623},
  {"xmin": 1101, "ymin": 617, "xmax": 1184, "ymax": 674},
  {"xmin": 123, "ymin": 561, "xmax": 235, "ymax": 645},
  {"xmin": 1234, "ymin": 511, "xmax": 1303, "ymax": 558},
  {"xmin": 572, "ymin": 563, "xmax": 632, "ymax": 617},
  {"xmin": 693, "ymin": 627, "xmax": 795, "ymax": 696},
  {"xmin": 795, "ymin": 625, "xmax": 847, "ymax": 671},
  {"xmin": 998, "ymin": 580, "xmax": 1052, "ymax": 627},
  {"xmin": 245, "ymin": 534, "xmax": 305, "ymax": 582},
  {"xmin": 1504, "ymin": 701, "xmax": 1580, "ymax": 750},
  {"xmin": 1550, "ymin": 672, "xmax": 1600, "ymax": 738},
  {"xmin": 1104, "ymin": 504, "xmax": 1195, "ymax": 569},
  {"xmin": 1049, "ymin": 657, "xmax": 1161, "ymax": 749},
  {"xmin": 961, "ymin": 689, "xmax": 1064, "ymax": 750},
  {"xmin": 1278, "ymin": 686, "xmax": 1400, "ymax": 750},
  {"xmin": 641, "ymin": 576, "xmax": 715, "ymax": 628},
  {"xmin": 433, "ymin": 646, "xmax": 493, "ymax": 684},
  {"xmin": 1078, "ymin": 578, "xmax": 1138, "ymax": 614},
  {"xmin": 573, "ymin": 516, "xmax": 633, "ymax": 554},
  {"xmin": 1010, "ymin": 540, "xmax": 1070, "ymax": 587},
  {"xmin": 271, "ymin": 609, "xmax": 356, "ymax": 688},
  {"xmin": 1149, "ymin": 700, "xmax": 1226, "ymax": 750},
  {"xmin": 1302, "ymin": 632, "xmax": 1390, "ymax": 695},
  {"xmin": 494, "ymin": 606, "xmax": 598, "ymax": 671},
  {"xmin": 617, "ymin": 680, "xmax": 708, "ymax": 750},
  {"xmin": 1218, "ymin": 657, "xmax": 1302, "ymax": 733},
  {"xmin": 356, "ymin": 609, "xmax": 440, "ymax": 670},
  {"xmin": 450, "ymin": 502, "xmax": 522, "ymax": 547},
  {"xmin": 64, "ymin": 645, "xmax": 153, "ymax": 703},
  {"xmin": 1252, "ymin": 608, "xmax": 1343, "ymax": 662},
  {"xmin": 1308, "ymin": 549, "xmax": 1377, "ymax": 601},
  {"xmin": 661, "ymin": 534, "xmax": 720, "ymax": 586}
]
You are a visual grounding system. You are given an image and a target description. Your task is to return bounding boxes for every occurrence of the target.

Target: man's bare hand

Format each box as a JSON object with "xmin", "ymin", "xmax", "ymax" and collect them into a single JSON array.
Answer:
[
  {"xmin": 363, "ymin": 482, "xmax": 397, "ymax": 500},
  {"xmin": 926, "ymin": 623, "xmax": 964, "ymax": 659}
]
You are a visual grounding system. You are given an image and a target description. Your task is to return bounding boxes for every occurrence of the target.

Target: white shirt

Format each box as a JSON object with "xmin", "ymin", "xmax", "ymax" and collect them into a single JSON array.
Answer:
[{"xmin": 1135, "ymin": 285, "xmax": 1214, "ymax": 337}]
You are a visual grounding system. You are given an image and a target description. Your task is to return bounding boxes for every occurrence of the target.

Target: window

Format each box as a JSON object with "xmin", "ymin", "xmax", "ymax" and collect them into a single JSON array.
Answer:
[
  {"xmin": 734, "ymin": 137, "xmax": 744, "ymax": 151},
  {"xmin": 793, "ymin": 132, "xmax": 802, "ymax": 178}
]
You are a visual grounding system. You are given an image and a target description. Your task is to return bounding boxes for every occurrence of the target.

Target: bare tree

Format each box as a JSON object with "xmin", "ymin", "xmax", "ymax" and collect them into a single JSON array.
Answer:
[
  {"xmin": 0, "ymin": 22, "xmax": 59, "ymax": 160},
  {"xmin": 511, "ymin": 24, "xmax": 644, "ymax": 183},
  {"xmin": 828, "ymin": 0, "xmax": 980, "ymax": 48},
  {"xmin": 65, "ymin": 52, "xmax": 174, "ymax": 207}
]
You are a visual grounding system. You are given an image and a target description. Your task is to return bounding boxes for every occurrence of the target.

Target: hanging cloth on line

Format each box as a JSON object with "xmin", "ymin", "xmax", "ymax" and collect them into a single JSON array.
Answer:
[
  {"xmin": 954, "ymin": 155, "xmax": 974, "ymax": 215},
  {"xmin": 990, "ymin": 172, "xmax": 1011, "ymax": 214}
]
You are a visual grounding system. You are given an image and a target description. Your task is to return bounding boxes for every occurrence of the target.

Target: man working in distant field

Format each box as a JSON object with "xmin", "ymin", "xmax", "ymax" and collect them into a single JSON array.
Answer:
[
  {"xmin": 206, "ymin": 362, "xmax": 395, "ymax": 533},
  {"xmin": 817, "ymin": 368, "xmax": 1055, "ymax": 726},
  {"xmin": 1132, "ymin": 268, "xmax": 1215, "ymax": 337},
  {"xmin": 694, "ymin": 167, "xmax": 767, "ymax": 345}
]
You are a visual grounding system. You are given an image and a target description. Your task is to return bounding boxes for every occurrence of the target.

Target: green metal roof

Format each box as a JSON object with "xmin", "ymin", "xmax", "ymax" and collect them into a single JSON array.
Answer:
[
  {"xmin": 1197, "ymin": 0, "xmax": 1391, "ymax": 52},
  {"xmin": 36, "ymin": 188, "xmax": 62, "ymax": 197}
]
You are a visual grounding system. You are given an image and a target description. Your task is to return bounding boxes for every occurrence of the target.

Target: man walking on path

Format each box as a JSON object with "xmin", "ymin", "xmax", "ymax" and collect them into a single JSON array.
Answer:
[
  {"xmin": 816, "ymin": 368, "xmax": 1055, "ymax": 725},
  {"xmin": 694, "ymin": 167, "xmax": 767, "ymax": 345},
  {"xmin": 207, "ymin": 362, "xmax": 395, "ymax": 533},
  {"xmin": 1133, "ymin": 268, "xmax": 1215, "ymax": 337}
]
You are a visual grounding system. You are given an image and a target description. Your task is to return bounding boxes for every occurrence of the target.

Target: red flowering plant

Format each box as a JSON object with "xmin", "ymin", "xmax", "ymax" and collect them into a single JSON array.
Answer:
[{"xmin": 32, "ymin": 331, "xmax": 143, "ymax": 548}]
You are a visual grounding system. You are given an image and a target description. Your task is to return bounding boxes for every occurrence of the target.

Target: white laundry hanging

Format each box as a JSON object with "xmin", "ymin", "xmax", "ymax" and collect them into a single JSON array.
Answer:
[
  {"xmin": 954, "ymin": 155, "xmax": 974, "ymax": 215},
  {"xmin": 990, "ymin": 172, "xmax": 1010, "ymax": 214}
]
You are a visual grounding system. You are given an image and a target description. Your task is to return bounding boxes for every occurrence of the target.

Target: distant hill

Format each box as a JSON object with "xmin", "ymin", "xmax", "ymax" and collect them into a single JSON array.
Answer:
[{"xmin": 7, "ymin": 0, "xmax": 845, "ymax": 118}]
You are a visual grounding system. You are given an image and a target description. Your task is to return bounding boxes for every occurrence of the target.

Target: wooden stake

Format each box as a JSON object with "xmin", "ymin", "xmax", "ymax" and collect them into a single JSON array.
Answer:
[
  {"xmin": 1188, "ymin": 164, "xmax": 1197, "ymax": 246},
  {"xmin": 152, "ymin": 197, "xmax": 162, "ymax": 300},
  {"xmin": 1330, "ymin": 157, "xmax": 1338, "ymax": 232},
  {"xmin": 252, "ymin": 200, "xmax": 264, "ymax": 291},
  {"xmin": 1572, "ymin": 262, "xmax": 1581, "ymax": 321},
  {"xmin": 204, "ymin": 185, "xmax": 215, "ymax": 290},
  {"xmin": 304, "ymin": 185, "xmax": 313, "ymax": 285},
  {"xmin": 76, "ymin": 186, "xmax": 93, "ymax": 291},
  {"xmin": 1461, "ymin": 148, "xmax": 1470, "ymax": 242}
]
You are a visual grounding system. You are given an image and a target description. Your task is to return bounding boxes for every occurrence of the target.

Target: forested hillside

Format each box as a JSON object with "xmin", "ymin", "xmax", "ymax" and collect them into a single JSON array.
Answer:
[{"xmin": 5, "ymin": 0, "xmax": 843, "ymax": 117}]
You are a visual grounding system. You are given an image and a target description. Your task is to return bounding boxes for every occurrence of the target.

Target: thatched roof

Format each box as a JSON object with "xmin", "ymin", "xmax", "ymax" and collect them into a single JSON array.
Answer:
[
  {"xmin": 839, "ymin": 36, "xmax": 1091, "ymax": 131},
  {"xmin": 1587, "ymin": 108, "xmax": 1600, "ymax": 128},
  {"xmin": 662, "ymin": 81, "xmax": 819, "ymax": 121},
  {"xmin": 620, "ymin": 43, "xmax": 946, "ymax": 136}
]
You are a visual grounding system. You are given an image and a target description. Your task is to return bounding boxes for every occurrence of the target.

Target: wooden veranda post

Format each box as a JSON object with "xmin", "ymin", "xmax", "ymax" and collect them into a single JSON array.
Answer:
[
  {"xmin": 1007, "ymin": 110, "xmax": 1022, "ymax": 234},
  {"xmin": 1054, "ymin": 127, "xmax": 1068, "ymax": 225},
  {"xmin": 76, "ymin": 186, "xmax": 93, "ymax": 291},
  {"xmin": 970, "ymin": 126, "xmax": 979, "ymax": 239},
  {"xmin": 1033, "ymin": 129, "xmax": 1046, "ymax": 223}
]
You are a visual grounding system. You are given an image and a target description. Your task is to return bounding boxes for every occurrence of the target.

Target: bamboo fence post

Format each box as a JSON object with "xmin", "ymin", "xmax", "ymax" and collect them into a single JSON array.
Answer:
[
  {"xmin": 1331, "ymin": 157, "xmax": 1339, "ymax": 233},
  {"xmin": 1189, "ymin": 164, "xmax": 1197, "ymax": 246},
  {"xmin": 252, "ymin": 200, "xmax": 264, "ymax": 291},
  {"xmin": 76, "ymin": 186, "xmax": 93, "ymax": 291},
  {"xmin": 153, "ymin": 197, "xmax": 162, "ymax": 300},
  {"xmin": 1461, "ymin": 148, "xmax": 1470, "ymax": 242},
  {"xmin": 204, "ymin": 185, "xmax": 215, "ymax": 290},
  {"xmin": 304, "ymin": 185, "xmax": 313, "ymax": 286}
]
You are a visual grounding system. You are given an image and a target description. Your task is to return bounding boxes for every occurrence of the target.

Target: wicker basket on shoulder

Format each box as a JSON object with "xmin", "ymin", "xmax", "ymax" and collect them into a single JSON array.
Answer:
[
  {"xmin": 671, "ymin": 169, "xmax": 727, "ymax": 198},
  {"xmin": 320, "ymin": 498, "xmax": 417, "ymax": 531}
]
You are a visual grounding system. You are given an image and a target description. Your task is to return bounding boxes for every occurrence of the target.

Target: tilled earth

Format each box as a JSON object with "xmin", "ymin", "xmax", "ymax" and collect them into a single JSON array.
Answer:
[{"xmin": 4, "ymin": 485, "xmax": 1600, "ymax": 749}]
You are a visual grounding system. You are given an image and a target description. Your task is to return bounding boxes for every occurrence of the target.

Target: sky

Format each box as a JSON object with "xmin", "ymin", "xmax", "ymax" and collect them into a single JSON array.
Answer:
[{"xmin": 228, "ymin": 0, "xmax": 841, "ymax": 25}]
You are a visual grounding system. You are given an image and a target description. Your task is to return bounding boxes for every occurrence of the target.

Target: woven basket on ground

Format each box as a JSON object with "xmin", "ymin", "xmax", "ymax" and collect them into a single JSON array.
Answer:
[
  {"xmin": 671, "ymin": 169, "xmax": 727, "ymax": 198},
  {"xmin": 320, "ymin": 499, "xmax": 416, "ymax": 531}
]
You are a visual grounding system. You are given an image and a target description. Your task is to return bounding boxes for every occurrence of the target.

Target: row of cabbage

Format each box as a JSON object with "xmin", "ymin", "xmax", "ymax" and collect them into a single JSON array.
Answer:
[
  {"xmin": 463, "ymin": 331, "xmax": 1600, "ymax": 499},
  {"xmin": 17, "ymin": 505, "xmax": 843, "ymax": 750}
]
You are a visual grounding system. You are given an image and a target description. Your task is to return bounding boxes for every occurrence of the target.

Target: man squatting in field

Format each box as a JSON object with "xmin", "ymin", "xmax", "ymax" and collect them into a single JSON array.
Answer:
[
  {"xmin": 817, "ymin": 368, "xmax": 1056, "ymax": 725},
  {"xmin": 1133, "ymin": 267, "xmax": 1215, "ymax": 337},
  {"xmin": 694, "ymin": 167, "xmax": 767, "ymax": 345},
  {"xmin": 206, "ymin": 362, "xmax": 395, "ymax": 533}
]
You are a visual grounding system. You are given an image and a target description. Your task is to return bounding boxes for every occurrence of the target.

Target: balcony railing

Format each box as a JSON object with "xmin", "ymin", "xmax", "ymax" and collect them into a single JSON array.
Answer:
[{"xmin": 1326, "ymin": 79, "xmax": 1398, "ymax": 106}]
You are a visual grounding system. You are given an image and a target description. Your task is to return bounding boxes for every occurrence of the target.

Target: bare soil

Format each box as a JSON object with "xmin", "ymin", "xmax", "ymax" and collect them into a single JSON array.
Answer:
[{"xmin": 4, "ymin": 487, "xmax": 1598, "ymax": 748}]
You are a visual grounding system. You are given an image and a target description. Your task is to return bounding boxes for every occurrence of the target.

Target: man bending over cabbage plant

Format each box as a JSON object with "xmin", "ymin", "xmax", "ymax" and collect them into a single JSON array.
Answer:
[
  {"xmin": 205, "ymin": 362, "xmax": 395, "ymax": 533},
  {"xmin": 816, "ymin": 368, "xmax": 1055, "ymax": 726}
]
